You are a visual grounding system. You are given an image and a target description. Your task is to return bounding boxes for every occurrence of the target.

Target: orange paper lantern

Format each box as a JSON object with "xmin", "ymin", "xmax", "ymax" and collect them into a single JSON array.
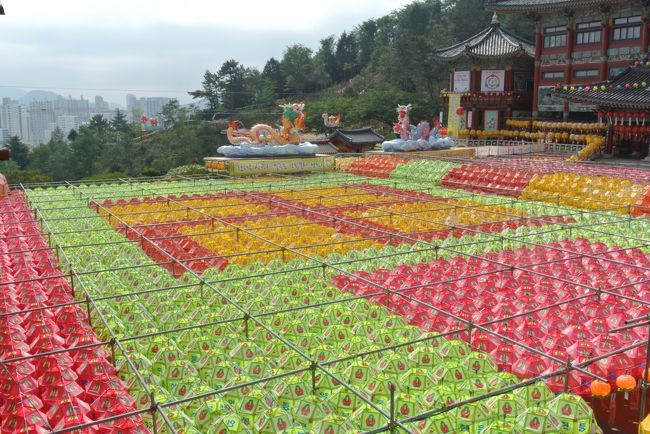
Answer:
[
  {"xmin": 616, "ymin": 374, "xmax": 636, "ymax": 392},
  {"xmin": 590, "ymin": 380, "xmax": 611, "ymax": 398}
]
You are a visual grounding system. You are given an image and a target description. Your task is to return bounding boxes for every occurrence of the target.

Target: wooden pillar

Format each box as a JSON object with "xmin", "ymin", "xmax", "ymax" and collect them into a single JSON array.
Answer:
[
  {"xmin": 472, "ymin": 66, "xmax": 482, "ymax": 93},
  {"xmin": 564, "ymin": 13, "xmax": 575, "ymax": 121},
  {"xmin": 532, "ymin": 21, "xmax": 543, "ymax": 118},
  {"xmin": 641, "ymin": 16, "xmax": 650, "ymax": 53},
  {"xmin": 600, "ymin": 14, "xmax": 611, "ymax": 81},
  {"xmin": 565, "ymin": 14, "xmax": 575, "ymax": 81},
  {"xmin": 504, "ymin": 65, "xmax": 513, "ymax": 92}
]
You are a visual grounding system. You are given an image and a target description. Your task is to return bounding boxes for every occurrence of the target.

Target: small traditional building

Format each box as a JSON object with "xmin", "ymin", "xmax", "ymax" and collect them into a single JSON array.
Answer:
[
  {"xmin": 553, "ymin": 63, "xmax": 650, "ymax": 157},
  {"xmin": 329, "ymin": 128, "xmax": 385, "ymax": 153},
  {"xmin": 436, "ymin": 13, "xmax": 535, "ymax": 135},
  {"xmin": 486, "ymin": 0, "xmax": 650, "ymax": 120}
]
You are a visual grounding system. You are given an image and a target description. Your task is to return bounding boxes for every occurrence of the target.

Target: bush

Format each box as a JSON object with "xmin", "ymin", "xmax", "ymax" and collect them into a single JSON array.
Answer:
[
  {"xmin": 141, "ymin": 167, "xmax": 163, "ymax": 177},
  {"xmin": 3, "ymin": 170, "xmax": 52, "ymax": 185},
  {"xmin": 167, "ymin": 164, "xmax": 210, "ymax": 176}
]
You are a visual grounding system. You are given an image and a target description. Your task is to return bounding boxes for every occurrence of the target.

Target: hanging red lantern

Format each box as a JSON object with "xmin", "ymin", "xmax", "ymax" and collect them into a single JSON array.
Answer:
[
  {"xmin": 590, "ymin": 380, "xmax": 611, "ymax": 398},
  {"xmin": 140, "ymin": 115, "xmax": 149, "ymax": 124},
  {"xmin": 150, "ymin": 117, "xmax": 158, "ymax": 127},
  {"xmin": 455, "ymin": 107, "xmax": 465, "ymax": 116}
]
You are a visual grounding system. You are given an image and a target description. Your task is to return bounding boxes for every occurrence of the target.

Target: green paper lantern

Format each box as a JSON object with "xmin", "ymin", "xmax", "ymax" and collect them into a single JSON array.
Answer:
[
  {"xmin": 486, "ymin": 393, "xmax": 527, "ymax": 421},
  {"xmin": 546, "ymin": 393, "xmax": 595, "ymax": 434},
  {"xmin": 455, "ymin": 401, "xmax": 492, "ymax": 433},
  {"xmin": 481, "ymin": 420, "xmax": 516, "ymax": 433},
  {"xmin": 293, "ymin": 395, "xmax": 333, "ymax": 429},
  {"xmin": 514, "ymin": 407, "xmax": 562, "ymax": 433},
  {"xmin": 254, "ymin": 408, "xmax": 292, "ymax": 433}
]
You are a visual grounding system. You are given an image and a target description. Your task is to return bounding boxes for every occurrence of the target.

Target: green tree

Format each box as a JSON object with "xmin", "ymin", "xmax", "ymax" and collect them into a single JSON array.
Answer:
[
  {"xmin": 69, "ymin": 127, "xmax": 102, "ymax": 178},
  {"xmin": 216, "ymin": 60, "xmax": 251, "ymax": 110},
  {"xmin": 67, "ymin": 129, "xmax": 78, "ymax": 142},
  {"xmin": 161, "ymin": 99, "xmax": 181, "ymax": 129},
  {"xmin": 88, "ymin": 114, "xmax": 110, "ymax": 133},
  {"xmin": 355, "ymin": 20, "xmax": 378, "ymax": 68},
  {"xmin": 189, "ymin": 70, "xmax": 221, "ymax": 112},
  {"xmin": 243, "ymin": 70, "xmax": 277, "ymax": 106},
  {"xmin": 2, "ymin": 170, "xmax": 51, "ymax": 184},
  {"xmin": 32, "ymin": 128, "xmax": 73, "ymax": 181},
  {"xmin": 335, "ymin": 31, "xmax": 359, "ymax": 82},
  {"xmin": 316, "ymin": 36, "xmax": 339, "ymax": 82},
  {"xmin": 110, "ymin": 110, "xmax": 131, "ymax": 133},
  {"xmin": 6, "ymin": 136, "xmax": 30, "ymax": 169},
  {"xmin": 262, "ymin": 57, "xmax": 286, "ymax": 97},
  {"xmin": 444, "ymin": 0, "xmax": 491, "ymax": 41},
  {"xmin": 281, "ymin": 44, "xmax": 315, "ymax": 94}
]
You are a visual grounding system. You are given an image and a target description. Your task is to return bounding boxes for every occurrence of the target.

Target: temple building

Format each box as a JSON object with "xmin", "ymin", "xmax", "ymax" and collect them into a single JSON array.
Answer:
[
  {"xmin": 436, "ymin": 13, "xmax": 535, "ymax": 135},
  {"xmin": 553, "ymin": 63, "xmax": 650, "ymax": 157},
  {"xmin": 486, "ymin": 0, "xmax": 650, "ymax": 120}
]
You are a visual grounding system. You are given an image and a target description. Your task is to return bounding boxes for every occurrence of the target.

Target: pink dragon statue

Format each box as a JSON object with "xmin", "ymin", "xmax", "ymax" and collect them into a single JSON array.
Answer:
[{"xmin": 393, "ymin": 104, "xmax": 413, "ymax": 140}]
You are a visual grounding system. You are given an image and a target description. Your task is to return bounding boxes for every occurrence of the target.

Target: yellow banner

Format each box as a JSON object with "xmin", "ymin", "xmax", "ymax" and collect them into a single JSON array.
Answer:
[
  {"xmin": 446, "ymin": 93, "xmax": 465, "ymax": 137},
  {"xmin": 227, "ymin": 156, "xmax": 335, "ymax": 176}
]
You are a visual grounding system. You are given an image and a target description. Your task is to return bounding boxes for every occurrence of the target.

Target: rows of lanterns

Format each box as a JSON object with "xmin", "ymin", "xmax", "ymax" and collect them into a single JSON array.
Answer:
[
  {"xmin": 556, "ymin": 81, "xmax": 648, "ymax": 92},
  {"xmin": 457, "ymin": 124, "xmax": 606, "ymax": 145},
  {"xmin": 458, "ymin": 113, "xmax": 649, "ymax": 144},
  {"xmin": 591, "ymin": 374, "xmax": 640, "ymax": 399}
]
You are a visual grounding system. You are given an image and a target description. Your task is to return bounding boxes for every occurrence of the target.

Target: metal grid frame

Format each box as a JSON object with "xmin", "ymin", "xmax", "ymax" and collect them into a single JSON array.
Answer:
[{"xmin": 1, "ymin": 161, "xmax": 648, "ymax": 433}]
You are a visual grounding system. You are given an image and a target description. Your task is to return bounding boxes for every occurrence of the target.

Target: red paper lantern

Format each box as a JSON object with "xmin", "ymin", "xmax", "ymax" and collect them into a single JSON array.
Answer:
[{"xmin": 455, "ymin": 107, "xmax": 465, "ymax": 116}]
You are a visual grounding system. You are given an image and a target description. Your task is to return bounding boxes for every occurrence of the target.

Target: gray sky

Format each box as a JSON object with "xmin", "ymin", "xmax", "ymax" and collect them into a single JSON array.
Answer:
[{"xmin": 0, "ymin": 0, "xmax": 414, "ymax": 105}]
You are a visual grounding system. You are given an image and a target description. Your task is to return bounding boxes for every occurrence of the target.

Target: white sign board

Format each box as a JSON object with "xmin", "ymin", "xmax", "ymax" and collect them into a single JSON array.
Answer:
[
  {"xmin": 481, "ymin": 70, "xmax": 505, "ymax": 92},
  {"xmin": 453, "ymin": 70, "xmax": 471, "ymax": 92}
]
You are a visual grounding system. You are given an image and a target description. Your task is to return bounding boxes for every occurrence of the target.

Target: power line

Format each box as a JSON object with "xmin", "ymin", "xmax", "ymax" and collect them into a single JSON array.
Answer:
[
  {"xmin": 0, "ymin": 84, "xmax": 324, "ymax": 96},
  {"xmin": 0, "ymin": 84, "xmax": 194, "ymax": 94}
]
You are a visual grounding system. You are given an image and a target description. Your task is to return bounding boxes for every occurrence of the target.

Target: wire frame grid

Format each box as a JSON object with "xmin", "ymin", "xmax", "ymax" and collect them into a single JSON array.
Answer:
[{"xmin": 1, "ymin": 166, "xmax": 648, "ymax": 433}]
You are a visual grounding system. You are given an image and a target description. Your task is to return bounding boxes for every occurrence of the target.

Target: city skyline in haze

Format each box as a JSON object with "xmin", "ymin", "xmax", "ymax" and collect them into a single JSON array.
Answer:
[{"xmin": 1, "ymin": 0, "xmax": 414, "ymax": 105}]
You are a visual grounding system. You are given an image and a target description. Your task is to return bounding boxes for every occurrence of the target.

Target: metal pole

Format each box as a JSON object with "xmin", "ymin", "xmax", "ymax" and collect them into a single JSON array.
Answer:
[{"xmin": 639, "ymin": 321, "xmax": 650, "ymax": 423}]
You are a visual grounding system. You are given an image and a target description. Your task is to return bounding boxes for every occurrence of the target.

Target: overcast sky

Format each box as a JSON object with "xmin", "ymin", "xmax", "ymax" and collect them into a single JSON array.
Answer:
[{"xmin": 0, "ymin": 0, "xmax": 414, "ymax": 106}]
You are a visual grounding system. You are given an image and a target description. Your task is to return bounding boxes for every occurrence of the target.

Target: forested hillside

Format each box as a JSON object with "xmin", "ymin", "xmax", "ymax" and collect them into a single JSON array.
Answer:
[{"xmin": 190, "ymin": 0, "xmax": 533, "ymax": 129}]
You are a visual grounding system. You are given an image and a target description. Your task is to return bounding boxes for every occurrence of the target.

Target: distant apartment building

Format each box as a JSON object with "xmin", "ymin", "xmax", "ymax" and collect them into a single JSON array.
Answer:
[
  {"xmin": 54, "ymin": 97, "xmax": 90, "ymax": 122},
  {"xmin": 41, "ymin": 116, "xmax": 81, "ymax": 142},
  {"xmin": 0, "ymin": 98, "xmax": 30, "ymax": 144},
  {"xmin": 90, "ymin": 111, "xmax": 116, "ymax": 122},
  {"xmin": 94, "ymin": 96, "xmax": 109, "ymax": 113},
  {"xmin": 27, "ymin": 96, "xmax": 89, "ymax": 145},
  {"xmin": 57, "ymin": 115, "xmax": 81, "ymax": 136},
  {"xmin": 0, "ymin": 128, "xmax": 9, "ymax": 146},
  {"xmin": 28, "ymin": 101, "xmax": 56, "ymax": 145},
  {"xmin": 126, "ymin": 94, "xmax": 171, "ymax": 121},
  {"xmin": 91, "ymin": 96, "xmax": 118, "ymax": 123}
]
